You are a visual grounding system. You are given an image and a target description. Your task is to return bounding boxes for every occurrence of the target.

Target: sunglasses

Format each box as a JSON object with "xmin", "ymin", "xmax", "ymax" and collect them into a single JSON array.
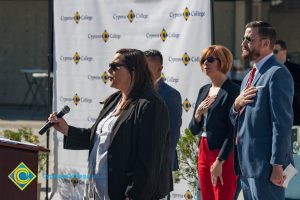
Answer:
[
  {"xmin": 205, "ymin": 56, "xmax": 220, "ymax": 63},
  {"xmin": 109, "ymin": 63, "xmax": 126, "ymax": 71},
  {"xmin": 242, "ymin": 36, "xmax": 253, "ymax": 42}
]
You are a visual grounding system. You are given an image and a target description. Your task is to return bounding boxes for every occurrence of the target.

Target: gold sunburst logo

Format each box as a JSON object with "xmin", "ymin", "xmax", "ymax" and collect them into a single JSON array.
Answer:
[
  {"xmin": 71, "ymin": 176, "xmax": 79, "ymax": 188},
  {"xmin": 102, "ymin": 30, "xmax": 109, "ymax": 42},
  {"xmin": 73, "ymin": 93, "xmax": 80, "ymax": 106},
  {"xmin": 101, "ymin": 71, "xmax": 108, "ymax": 84},
  {"xmin": 73, "ymin": 52, "xmax": 80, "ymax": 64},
  {"xmin": 182, "ymin": 52, "xmax": 191, "ymax": 66},
  {"xmin": 160, "ymin": 28, "xmax": 168, "ymax": 42},
  {"xmin": 127, "ymin": 9, "xmax": 135, "ymax": 23},
  {"xmin": 184, "ymin": 190, "xmax": 193, "ymax": 200},
  {"xmin": 183, "ymin": 7, "xmax": 190, "ymax": 21},
  {"xmin": 74, "ymin": 11, "xmax": 81, "ymax": 24},
  {"xmin": 182, "ymin": 98, "xmax": 191, "ymax": 112}
]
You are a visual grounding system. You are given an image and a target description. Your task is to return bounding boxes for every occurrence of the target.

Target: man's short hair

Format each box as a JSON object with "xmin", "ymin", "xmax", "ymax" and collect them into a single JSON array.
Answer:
[
  {"xmin": 275, "ymin": 40, "xmax": 287, "ymax": 50},
  {"xmin": 144, "ymin": 49, "xmax": 163, "ymax": 65},
  {"xmin": 245, "ymin": 21, "xmax": 276, "ymax": 48}
]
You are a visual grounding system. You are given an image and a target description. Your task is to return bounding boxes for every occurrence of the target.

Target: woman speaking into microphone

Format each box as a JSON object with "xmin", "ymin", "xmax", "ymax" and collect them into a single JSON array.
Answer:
[{"xmin": 48, "ymin": 48, "xmax": 170, "ymax": 200}]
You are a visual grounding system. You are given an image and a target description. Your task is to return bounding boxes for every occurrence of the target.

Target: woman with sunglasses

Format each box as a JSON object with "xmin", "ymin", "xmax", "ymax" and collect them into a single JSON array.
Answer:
[
  {"xmin": 189, "ymin": 45, "xmax": 240, "ymax": 200},
  {"xmin": 48, "ymin": 48, "xmax": 170, "ymax": 200}
]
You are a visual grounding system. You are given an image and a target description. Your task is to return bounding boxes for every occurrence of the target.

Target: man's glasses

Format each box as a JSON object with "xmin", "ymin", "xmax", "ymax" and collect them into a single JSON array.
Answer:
[
  {"xmin": 242, "ymin": 36, "xmax": 253, "ymax": 43},
  {"xmin": 109, "ymin": 63, "xmax": 126, "ymax": 71},
  {"xmin": 205, "ymin": 56, "xmax": 220, "ymax": 63}
]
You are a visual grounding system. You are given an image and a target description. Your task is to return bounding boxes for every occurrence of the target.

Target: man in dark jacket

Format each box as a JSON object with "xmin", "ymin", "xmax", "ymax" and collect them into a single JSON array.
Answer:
[
  {"xmin": 145, "ymin": 49, "xmax": 182, "ymax": 200},
  {"xmin": 274, "ymin": 40, "xmax": 300, "ymax": 125}
]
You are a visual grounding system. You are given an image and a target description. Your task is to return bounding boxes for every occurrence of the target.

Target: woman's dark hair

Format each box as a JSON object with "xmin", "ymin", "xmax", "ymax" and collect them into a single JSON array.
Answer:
[{"xmin": 116, "ymin": 48, "xmax": 154, "ymax": 107}]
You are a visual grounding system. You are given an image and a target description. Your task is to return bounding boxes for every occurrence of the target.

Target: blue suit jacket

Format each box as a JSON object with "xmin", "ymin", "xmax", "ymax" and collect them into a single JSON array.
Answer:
[
  {"xmin": 230, "ymin": 55, "xmax": 294, "ymax": 178},
  {"xmin": 157, "ymin": 79, "xmax": 182, "ymax": 171}
]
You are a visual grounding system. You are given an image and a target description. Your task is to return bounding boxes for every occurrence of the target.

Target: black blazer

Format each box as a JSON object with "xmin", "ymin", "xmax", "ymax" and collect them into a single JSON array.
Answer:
[
  {"xmin": 189, "ymin": 79, "xmax": 240, "ymax": 160},
  {"xmin": 63, "ymin": 90, "xmax": 170, "ymax": 200}
]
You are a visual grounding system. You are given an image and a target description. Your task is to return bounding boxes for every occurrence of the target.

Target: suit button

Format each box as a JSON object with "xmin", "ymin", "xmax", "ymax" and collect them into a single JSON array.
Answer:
[
  {"xmin": 108, "ymin": 154, "xmax": 112, "ymax": 159},
  {"xmin": 109, "ymin": 168, "xmax": 113, "ymax": 172}
]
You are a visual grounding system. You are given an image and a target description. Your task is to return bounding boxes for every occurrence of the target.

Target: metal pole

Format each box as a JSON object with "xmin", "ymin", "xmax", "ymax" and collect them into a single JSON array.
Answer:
[
  {"xmin": 210, "ymin": 0, "xmax": 215, "ymax": 45},
  {"xmin": 46, "ymin": 0, "xmax": 54, "ymax": 199}
]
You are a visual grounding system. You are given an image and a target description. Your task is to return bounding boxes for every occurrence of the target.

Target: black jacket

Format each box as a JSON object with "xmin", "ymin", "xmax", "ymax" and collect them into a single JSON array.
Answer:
[
  {"xmin": 189, "ymin": 79, "xmax": 240, "ymax": 160},
  {"xmin": 63, "ymin": 90, "xmax": 170, "ymax": 200},
  {"xmin": 285, "ymin": 60, "xmax": 300, "ymax": 125}
]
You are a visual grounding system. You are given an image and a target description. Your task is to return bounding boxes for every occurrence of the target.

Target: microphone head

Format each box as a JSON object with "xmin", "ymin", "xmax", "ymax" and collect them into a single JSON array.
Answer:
[{"xmin": 61, "ymin": 105, "xmax": 70, "ymax": 114}]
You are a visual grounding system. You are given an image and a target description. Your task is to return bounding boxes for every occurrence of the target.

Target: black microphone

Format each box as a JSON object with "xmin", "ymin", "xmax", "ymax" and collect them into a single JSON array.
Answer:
[{"xmin": 38, "ymin": 105, "xmax": 70, "ymax": 135}]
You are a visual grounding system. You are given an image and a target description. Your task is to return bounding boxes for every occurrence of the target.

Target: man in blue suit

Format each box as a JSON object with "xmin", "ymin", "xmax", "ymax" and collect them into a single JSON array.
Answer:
[
  {"xmin": 145, "ymin": 49, "xmax": 182, "ymax": 200},
  {"xmin": 230, "ymin": 21, "xmax": 294, "ymax": 200}
]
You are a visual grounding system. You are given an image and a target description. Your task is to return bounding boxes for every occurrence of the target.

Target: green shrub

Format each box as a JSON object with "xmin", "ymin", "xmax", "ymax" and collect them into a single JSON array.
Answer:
[
  {"xmin": 2, "ymin": 127, "xmax": 47, "ymax": 172},
  {"xmin": 174, "ymin": 128, "xmax": 199, "ymax": 191}
]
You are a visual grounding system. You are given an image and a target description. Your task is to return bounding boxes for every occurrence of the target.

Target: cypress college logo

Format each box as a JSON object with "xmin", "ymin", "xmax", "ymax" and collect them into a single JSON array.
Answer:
[
  {"xmin": 61, "ymin": 11, "xmax": 93, "ymax": 24},
  {"xmin": 146, "ymin": 28, "xmax": 180, "ymax": 42},
  {"xmin": 59, "ymin": 94, "xmax": 92, "ymax": 106},
  {"xmin": 60, "ymin": 52, "xmax": 93, "ymax": 64},
  {"xmin": 8, "ymin": 162, "xmax": 36, "ymax": 190},
  {"xmin": 168, "ymin": 52, "xmax": 200, "ymax": 66},
  {"xmin": 169, "ymin": 7, "xmax": 205, "ymax": 21},
  {"xmin": 161, "ymin": 73, "xmax": 179, "ymax": 84},
  {"xmin": 113, "ymin": 9, "xmax": 149, "ymax": 23},
  {"xmin": 88, "ymin": 30, "xmax": 121, "ymax": 43},
  {"xmin": 87, "ymin": 71, "xmax": 108, "ymax": 84}
]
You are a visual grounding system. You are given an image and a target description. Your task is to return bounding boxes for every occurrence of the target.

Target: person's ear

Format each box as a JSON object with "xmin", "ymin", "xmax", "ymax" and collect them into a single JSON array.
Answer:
[{"xmin": 262, "ymin": 39, "xmax": 271, "ymax": 48}]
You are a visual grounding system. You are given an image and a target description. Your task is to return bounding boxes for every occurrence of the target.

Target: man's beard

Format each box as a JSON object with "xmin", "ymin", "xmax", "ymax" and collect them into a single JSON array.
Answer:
[{"xmin": 242, "ymin": 48, "xmax": 260, "ymax": 61}]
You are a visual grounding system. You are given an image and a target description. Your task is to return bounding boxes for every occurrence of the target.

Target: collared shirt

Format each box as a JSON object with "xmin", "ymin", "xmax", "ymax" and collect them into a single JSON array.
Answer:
[
  {"xmin": 85, "ymin": 111, "xmax": 119, "ymax": 200},
  {"xmin": 253, "ymin": 52, "xmax": 273, "ymax": 77}
]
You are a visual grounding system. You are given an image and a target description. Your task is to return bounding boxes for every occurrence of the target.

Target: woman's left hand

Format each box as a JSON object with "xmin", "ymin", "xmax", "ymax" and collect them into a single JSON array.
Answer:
[{"xmin": 210, "ymin": 159, "xmax": 224, "ymax": 186}]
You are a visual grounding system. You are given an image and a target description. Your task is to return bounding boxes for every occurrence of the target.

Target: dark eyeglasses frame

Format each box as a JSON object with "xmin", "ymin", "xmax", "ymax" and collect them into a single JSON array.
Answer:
[
  {"xmin": 242, "ymin": 36, "xmax": 268, "ymax": 43},
  {"xmin": 205, "ymin": 56, "xmax": 220, "ymax": 63},
  {"xmin": 109, "ymin": 63, "xmax": 126, "ymax": 71},
  {"xmin": 242, "ymin": 36, "xmax": 253, "ymax": 43}
]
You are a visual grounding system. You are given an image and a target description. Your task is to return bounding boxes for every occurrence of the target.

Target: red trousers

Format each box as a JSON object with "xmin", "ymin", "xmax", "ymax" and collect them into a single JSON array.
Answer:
[{"xmin": 198, "ymin": 137, "xmax": 237, "ymax": 200}]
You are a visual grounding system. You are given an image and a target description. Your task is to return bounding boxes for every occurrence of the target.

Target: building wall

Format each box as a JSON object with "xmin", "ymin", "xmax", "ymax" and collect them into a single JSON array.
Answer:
[{"xmin": 0, "ymin": 0, "xmax": 49, "ymax": 105}]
